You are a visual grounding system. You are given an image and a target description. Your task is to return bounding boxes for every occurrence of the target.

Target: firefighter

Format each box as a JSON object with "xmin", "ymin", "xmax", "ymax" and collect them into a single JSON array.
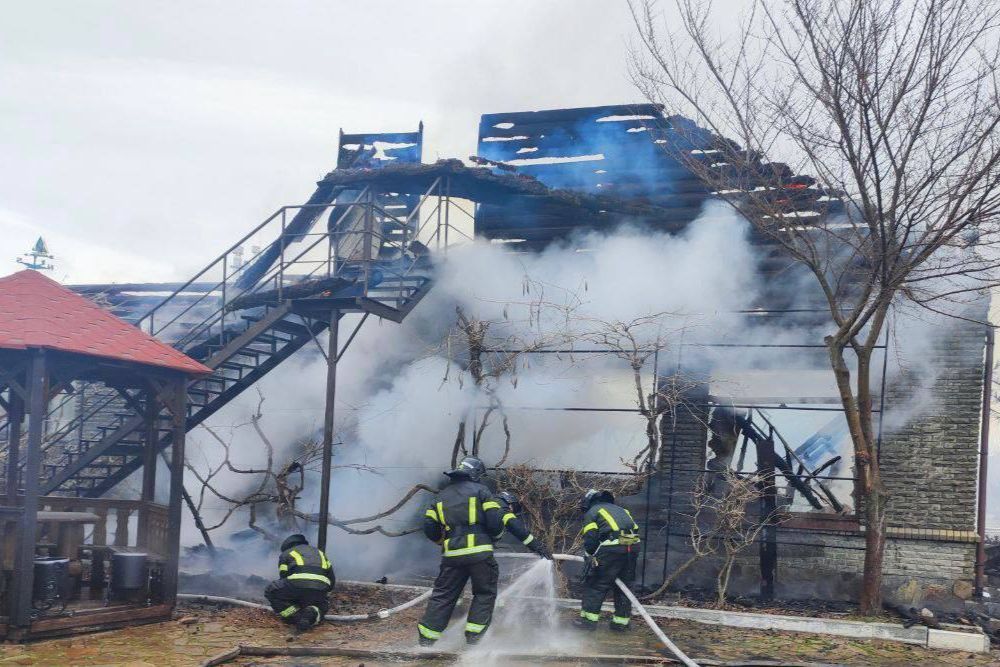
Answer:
[
  {"xmin": 264, "ymin": 533, "xmax": 335, "ymax": 632},
  {"xmin": 574, "ymin": 489, "xmax": 641, "ymax": 632},
  {"xmin": 494, "ymin": 490, "xmax": 553, "ymax": 560},
  {"xmin": 417, "ymin": 456, "xmax": 504, "ymax": 646}
]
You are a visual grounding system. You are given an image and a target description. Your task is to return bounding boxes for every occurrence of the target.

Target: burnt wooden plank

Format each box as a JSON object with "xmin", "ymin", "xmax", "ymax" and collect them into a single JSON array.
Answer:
[{"xmin": 27, "ymin": 603, "xmax": 172, "ymax": 637}]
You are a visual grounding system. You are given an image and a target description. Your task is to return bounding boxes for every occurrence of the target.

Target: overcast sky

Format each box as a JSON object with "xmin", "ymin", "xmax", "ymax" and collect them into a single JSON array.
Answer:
[{"xmin": 0, "ymin": 1, "xmax": 656, "ymax": 283}]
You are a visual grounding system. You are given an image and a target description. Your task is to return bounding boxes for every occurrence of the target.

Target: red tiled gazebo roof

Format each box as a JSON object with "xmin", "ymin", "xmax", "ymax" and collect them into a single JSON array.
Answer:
[{"xmin": 0, "ymin": 269, "xmax": 210, "ymax": 375}]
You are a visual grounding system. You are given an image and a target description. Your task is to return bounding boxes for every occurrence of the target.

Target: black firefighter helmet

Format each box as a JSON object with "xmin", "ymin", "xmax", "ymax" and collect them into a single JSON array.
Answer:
[
  {"xmin": 580, "ymin": 489, "xmax": 615, "ymax": 512},
  {"xmin": 445, "ymin": 456, "xmax": 487, "ymax": 482},
  {"xmin": 280, "ymin": 533, "xmax": 309, "ymax": 552}
]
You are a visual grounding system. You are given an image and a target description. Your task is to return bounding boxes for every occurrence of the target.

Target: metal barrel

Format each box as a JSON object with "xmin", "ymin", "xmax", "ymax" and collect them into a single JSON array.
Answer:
[
  {"xmin": 111, "ymin": 552, "xmax": 148, "ymax": 590},
  {"xmin": 33, "ymin": 557, "xmax": 69, "ymax": 602}
]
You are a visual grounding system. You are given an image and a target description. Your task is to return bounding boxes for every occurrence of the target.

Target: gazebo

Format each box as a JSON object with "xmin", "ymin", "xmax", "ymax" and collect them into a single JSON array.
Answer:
[{"xmin": 0, "ymin": 269, "xmax": 209, "ymax": 640}]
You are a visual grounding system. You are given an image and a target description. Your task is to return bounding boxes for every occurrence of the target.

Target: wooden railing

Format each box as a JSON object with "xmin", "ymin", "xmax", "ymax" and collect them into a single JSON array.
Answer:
[{"xmin": 34, "ymin": 497, "xmax": 169, "ymax": 557}]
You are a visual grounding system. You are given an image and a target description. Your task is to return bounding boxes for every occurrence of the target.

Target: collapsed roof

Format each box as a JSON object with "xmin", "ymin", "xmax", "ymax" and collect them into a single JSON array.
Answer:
[{"xmin": 320, "ymin": 104, "xmax": 837, "ymax": 245}]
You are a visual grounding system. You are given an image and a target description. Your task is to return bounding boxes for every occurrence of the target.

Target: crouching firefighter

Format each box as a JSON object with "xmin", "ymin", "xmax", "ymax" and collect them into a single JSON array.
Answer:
[
  {"xmin": 574, "ymin": 489, "xmax": 641, "ymax": 632},
  {"xmin": 418, "ymin": 456, "xmax": 504, "ymax": 646},
  {"xmin": 264, "ymin": 534, "xmax": 335, "ymax": 632},
  {"xmin": 495, "ymin": 490, "xmax": 553, "ymax": 560}
]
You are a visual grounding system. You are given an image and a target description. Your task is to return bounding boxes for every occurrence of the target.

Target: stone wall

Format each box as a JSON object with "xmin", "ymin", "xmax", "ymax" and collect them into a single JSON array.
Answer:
[
  {"xmin": 655, "ymin": 381, "xmax": 709, "ymax": 527},
  {"xmin": 638, "ymin": 531, "xmax": 977, "ymax": 604},
  {"xmin": 879, "ymin": 316, "xmax": 988, "ymax": 531},
  {"xmin": 631, "ymin": 311, "xmax": 990, "ymax": 604}
]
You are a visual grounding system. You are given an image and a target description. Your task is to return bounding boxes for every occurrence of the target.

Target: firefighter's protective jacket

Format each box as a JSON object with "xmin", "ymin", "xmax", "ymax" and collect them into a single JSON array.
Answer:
[
  {"xmin": 580, "ymin": 502, "xmax": 641, "ymax": 556},
  {"xmin": 495, "ymin": 498, "xmax": 539, "ymax": 548},
  {"xmin": 278, "ymin": 543, "xmax": 335, "ymax": 591},
  {"xmin": 423, "ymin": 478, "xmax": 504, "ymax": 563}
]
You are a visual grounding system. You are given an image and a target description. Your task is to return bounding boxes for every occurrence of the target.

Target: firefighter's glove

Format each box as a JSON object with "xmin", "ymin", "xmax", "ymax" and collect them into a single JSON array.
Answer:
[{"xmin": 531, "ymin": 540, "xmax": 554, "ymax": 560}]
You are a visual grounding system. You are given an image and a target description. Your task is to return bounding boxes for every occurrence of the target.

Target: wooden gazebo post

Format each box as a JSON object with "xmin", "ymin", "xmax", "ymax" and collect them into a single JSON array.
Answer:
[
  {"xmin": 10, "ymin": 350, "xmax": 48, "ymax": 628},
  {"xmin": 162, "ymin": 377, "xmax": 187, "ymax": 603}
]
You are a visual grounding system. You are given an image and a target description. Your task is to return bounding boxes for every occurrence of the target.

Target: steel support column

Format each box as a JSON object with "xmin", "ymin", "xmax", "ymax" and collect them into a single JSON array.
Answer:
[
  {"xmin": 317, "ymin": 309, "xmax": 339, "ymax": 551},
  {"xmin": 10, "ymin": 350, "xmax": 47, "ymax": 628},
  {"xmin": 162, "ymin": 377, "xmax": 187, "ymax": 604}
]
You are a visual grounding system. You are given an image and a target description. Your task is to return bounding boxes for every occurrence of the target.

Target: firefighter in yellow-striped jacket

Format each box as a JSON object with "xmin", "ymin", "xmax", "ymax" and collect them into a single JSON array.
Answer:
[
  {"xmin": 495, "ymin": 491, "xmax": 553, "ymax": 560},
  {"xmin": 264, "ymin": 534, "xmax": 335, "ymax": 632},
  {"xmin": 573, "ymin": 489, "xmax": 641, "ymax": 632},
  {"xmin": 417, "ymin": 456, "xmax": 505, "ymax": 646}
]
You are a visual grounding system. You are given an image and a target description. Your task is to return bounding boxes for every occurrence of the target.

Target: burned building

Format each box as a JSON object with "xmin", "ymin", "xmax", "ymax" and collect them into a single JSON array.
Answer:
[
  {"xmin": 470, "ymin": 103, "xmax": 992, "ymax": 605},
  {"xmin": 0, "ymin": 104, "xmax": 991, "ymax": 639}
]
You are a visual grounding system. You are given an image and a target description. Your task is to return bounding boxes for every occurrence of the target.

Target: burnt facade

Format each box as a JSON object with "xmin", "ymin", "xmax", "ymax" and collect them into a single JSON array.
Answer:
[{"xmin": 472, "ymin": 103, "xmax": 991, "ymax": 605}]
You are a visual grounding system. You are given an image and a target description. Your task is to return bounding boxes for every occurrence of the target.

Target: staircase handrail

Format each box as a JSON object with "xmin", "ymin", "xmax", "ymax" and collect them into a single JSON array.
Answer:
[
  {"xmin": 9, "ymin": 180, "xmax": 441, "ymax": 490},
  {"xmin": 141, "ymin": 189, "xmax": 372, "ymax": 351}
]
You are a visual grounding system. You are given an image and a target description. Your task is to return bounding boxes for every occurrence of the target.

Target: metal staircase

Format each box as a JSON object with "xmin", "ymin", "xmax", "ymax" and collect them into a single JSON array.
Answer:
[{"xmin": 4, "ymin": 186, "xmax": 436, "ymax": 498}]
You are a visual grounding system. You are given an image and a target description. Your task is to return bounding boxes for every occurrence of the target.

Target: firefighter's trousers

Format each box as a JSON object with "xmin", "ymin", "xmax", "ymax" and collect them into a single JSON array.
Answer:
[
  {"xmin": 264, "ymin": 578, "xmax": 331, "ymax": 624},
  {"xmin": 418, "ymin": 556, "xmax": 499, "ymax": 641},
  {"xmin": 580, "ymin": 549, "xmax": 638, "ymax": 626}
]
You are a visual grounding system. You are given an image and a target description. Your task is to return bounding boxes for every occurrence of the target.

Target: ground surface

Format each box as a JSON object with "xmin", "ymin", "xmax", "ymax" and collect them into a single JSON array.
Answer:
[{"xmin": 1, "ymin": 600, "xmax": 999, "ymax": 666}]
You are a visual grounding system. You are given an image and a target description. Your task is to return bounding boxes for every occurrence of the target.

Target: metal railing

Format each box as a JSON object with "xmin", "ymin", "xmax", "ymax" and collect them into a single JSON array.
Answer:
[{"xmin": 1, "ymin": 182, "xmax": 456, "ymax": 491}]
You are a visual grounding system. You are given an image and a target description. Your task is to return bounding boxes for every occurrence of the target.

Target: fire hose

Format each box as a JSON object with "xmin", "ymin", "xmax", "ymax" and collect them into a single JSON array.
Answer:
[
  {"xmin": 177, "ymin": 590, "xmax": 431, "ymax": 622},
  {"xmin": 178, "ymin": 552, "xmax": 698, "ymax": 667},
  {"xmin": 502, "ymin": 552, "xmax": 700, "ymax": 667}
]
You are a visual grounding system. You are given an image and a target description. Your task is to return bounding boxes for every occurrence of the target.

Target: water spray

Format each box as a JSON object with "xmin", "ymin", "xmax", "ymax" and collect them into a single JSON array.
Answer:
[{"xmin": 498, "ymin": 553, "xmax": 700, "ymax": 667}]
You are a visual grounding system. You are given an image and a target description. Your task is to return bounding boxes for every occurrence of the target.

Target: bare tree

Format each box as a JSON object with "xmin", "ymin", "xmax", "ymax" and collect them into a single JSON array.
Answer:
[
  {"xmin": 644, "ymin": 470, "xmax": 781, "ymax": 605},
  {"xmin": 630, "ymin": 0, "xmax": 1000, "ymax": 612},
  {"xmin": 440, "ymin": 278, "xmax": 581, "ymax": 469},
  {"xmin": 499, "ymin": 464, "xmax": 646, "ymax": 557},
  {"xmin": 576, "ymin": 313, "xmax": 701, "ymax": 471},
  {"xmin": 187, "ymin": 392, "xmax": 434, "ymax": 541}
]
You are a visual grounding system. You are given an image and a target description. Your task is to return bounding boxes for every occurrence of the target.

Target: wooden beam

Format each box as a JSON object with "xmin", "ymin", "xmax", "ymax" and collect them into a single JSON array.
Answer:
[
  {"xmin": 10, "ymin": 350, "xmax": 47, "ymax": 627},
  {"xmin": 26, "ymin": 603, "xmax": 172, "ymax": 639},
  {"xmin": 138, "ymin": 388, "xmax": 159, "ymax": 547},
  {"xmin": 0, "ymin": 361, "xmax": 29, "ymax": 402},
  {"xmin": 4, "ymin": 391, "xmax": 23, "ymax": 505},
  {"xmin": 215, "ymin": 645, "xmax": 688, "ymax": 665},
  {"xmin": 162, "ymin": 377, "xmax": 187, "ymax": 605}
]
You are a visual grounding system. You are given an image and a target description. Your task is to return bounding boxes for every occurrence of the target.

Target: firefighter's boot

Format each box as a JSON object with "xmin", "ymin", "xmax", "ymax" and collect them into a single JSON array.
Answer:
[
  {"xmin": 609, "ymin": 618, "xmax": 630, "ymax": 632},
  {"xmin": 294, "ymin": 606, "xmax": 320, "ymax": 632}
]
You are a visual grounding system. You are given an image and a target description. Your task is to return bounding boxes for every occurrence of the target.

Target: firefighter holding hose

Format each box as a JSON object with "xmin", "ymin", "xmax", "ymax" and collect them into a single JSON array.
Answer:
[
  {"xmin": 417, "ymin": 457, "xmax": 551, "ymax": 646},
  {"xmin": 495, "ymin": 490, "xmax": 554, "ymax": 560},
  {"xmin": 574, "ymin": 489, "xmax": 641, "ymax": 632}
]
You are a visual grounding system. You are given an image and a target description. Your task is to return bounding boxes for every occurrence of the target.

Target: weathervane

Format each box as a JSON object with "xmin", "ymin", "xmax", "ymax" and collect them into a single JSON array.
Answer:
[{"xmin": 16, "ymin": 236, "xmax": 55, "ymax": 271}]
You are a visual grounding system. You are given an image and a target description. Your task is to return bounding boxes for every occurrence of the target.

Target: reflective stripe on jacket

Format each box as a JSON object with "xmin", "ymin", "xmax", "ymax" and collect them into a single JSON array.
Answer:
[
  {"xmin": 278, "ymin": 544, "xmax": 335, "ymax": 591},
  {"xmin": 496, "ymin": 499, "xmax": 536, "ymax": 546},
  {"xmin": 581, "ymin": 502, "xmax": 641, "ymax": 555},
  {"xmin": 422, "ymin": 478, "xmax": 503, "ymax": 561}
]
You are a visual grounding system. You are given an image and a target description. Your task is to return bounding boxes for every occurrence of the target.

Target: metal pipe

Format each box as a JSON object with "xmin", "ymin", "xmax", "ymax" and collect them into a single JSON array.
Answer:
[
  {"xmin": 336, "ymin": 313, "xmax": 369, "ymax": 363},
  {"xmin": 976, "ymin": 326, "xmax": 994, "ymax": 596}
]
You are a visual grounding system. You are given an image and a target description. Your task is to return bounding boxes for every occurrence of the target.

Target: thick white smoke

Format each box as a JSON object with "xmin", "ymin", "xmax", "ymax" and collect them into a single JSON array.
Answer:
[
  {"xmin": 182, "ymin": 202, "xmax": 759, "ymax": 578},
  {"xmin": 180, "ymin": 198, "xmax": 982, "ymax": 583}
]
